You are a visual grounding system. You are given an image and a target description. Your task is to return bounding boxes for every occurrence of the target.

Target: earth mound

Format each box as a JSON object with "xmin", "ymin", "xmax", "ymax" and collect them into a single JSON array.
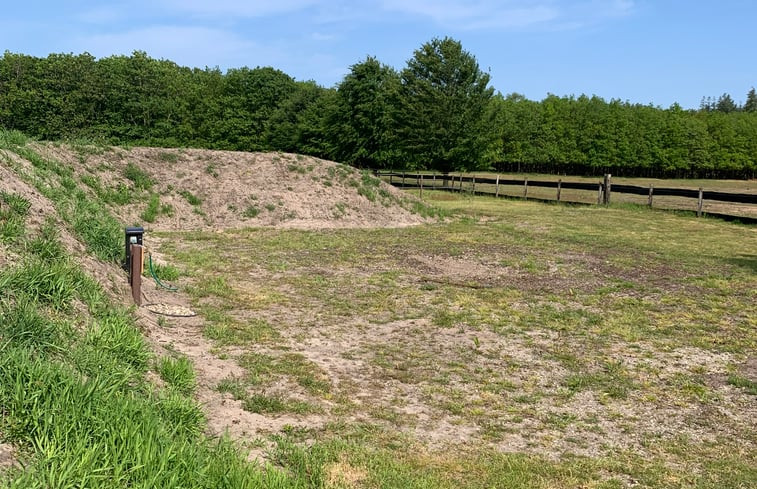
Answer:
[{"xmin": 34, "ymin": 144, "xmax": 431, "ymax": 231}]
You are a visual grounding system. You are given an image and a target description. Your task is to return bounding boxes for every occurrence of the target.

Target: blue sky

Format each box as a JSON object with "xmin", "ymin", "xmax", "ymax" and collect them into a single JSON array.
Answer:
[{"xmin": 2, "ymin": 1, "xmax": 755, "ymax": 109}]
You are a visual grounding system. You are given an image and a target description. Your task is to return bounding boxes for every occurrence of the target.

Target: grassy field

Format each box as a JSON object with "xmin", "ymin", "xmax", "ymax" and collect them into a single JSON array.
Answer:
[
  {"xmin": 1, "ymin": 132, "xmax": 755, "ymax": 487},
  {"xmin": 154, "ymin": 191, "xmax": 756, "ymax": 488},
  {"xmin": 383, "ymin": 172, "xmax": 757, "ymax": 219}
]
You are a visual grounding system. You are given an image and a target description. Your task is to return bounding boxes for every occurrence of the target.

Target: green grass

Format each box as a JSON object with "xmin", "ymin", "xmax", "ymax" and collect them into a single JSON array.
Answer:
[
  {"xmin": 0, "ymin": 145, "xmax": 310, "ymax": 487},
  {"xmin": 157, "ymin": 355, "xmax": 197, "ymax": 396},
  {"xmin": 216, "ymin": 378, "xmax": 320, "ymax": 415},
  {"xmin": 179, "ymin": 190, "xmax": 202, "ymax": 206},
  {"xmin": 124, "ymin": 162, "xmax": 154, "ymax": 190},
  {"xmin": 5, "ymin": 132, "xmax": 752, "ymax": 487},
  {"xmin": 0, "ymin": 192, "xmax": 30, "ymax": 243},
  {"xmin": 242, "ymin": 205, "xmax": 260, "ymax": 218},
  {"xmin": 140, "ymin": 194, "xmax": 174, "ymax": 223},
  {"xmin": 149, "ymin": 260, "xmax": 180, "ymax": 282}
]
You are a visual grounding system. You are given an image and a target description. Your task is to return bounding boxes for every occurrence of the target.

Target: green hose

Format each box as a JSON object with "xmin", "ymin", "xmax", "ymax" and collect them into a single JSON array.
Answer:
[{"xmin": 148, "ymin": 253, "xmax": 178, "ymax": 291}]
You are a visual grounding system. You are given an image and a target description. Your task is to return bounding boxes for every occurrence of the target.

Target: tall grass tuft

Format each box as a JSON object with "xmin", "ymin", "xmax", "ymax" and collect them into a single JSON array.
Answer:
[
  {"xmin": 157, "ymin": 355, "xmax": 196, "ymax": 396},
  {"xmin": 0, "ymin": 295, "xmax": 68, "ymax": 351},
  {"xmin": 0, "ymin": 192, "xmax": 31, "ymax": 243},
  {"xmin": 124, "ymin": 162, "xmax": 154, "ymax": 191},
  {"xmin": 0, "ymin": 129, "xmax": 28, "ymax": 148}
]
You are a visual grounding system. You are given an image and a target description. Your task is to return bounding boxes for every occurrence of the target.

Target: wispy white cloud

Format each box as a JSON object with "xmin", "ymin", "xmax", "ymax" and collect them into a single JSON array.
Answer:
[
  {"xmin": 69, "ymin": 25, "xmax": 268, "ymax": 68},
  {"xmin": 75, "ymin": 5, "xmax": 128, "ymax": 24},
  {"xmin": 379, "ymin": 0, "xmax": 634, "ymax": 30},
  {"xmin": 311, "ymin": 32, "xmax": 338, "ymax": 41},
  {"xmin": 157, "ymin": 0, "xmax": 320, "ymax": 18}
]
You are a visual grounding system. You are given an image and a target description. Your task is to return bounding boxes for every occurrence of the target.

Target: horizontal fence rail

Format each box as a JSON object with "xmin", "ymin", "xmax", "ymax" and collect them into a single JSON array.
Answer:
[{"xmin": 375, "ymin": 171, "xmax": 757, "ymax": 223}]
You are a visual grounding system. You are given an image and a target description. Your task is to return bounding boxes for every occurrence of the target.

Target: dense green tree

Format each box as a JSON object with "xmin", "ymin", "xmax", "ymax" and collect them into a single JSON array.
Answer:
[
  {"xmin": 327, "ymin": 56, "xmax": 400, "ymax": 168},
  {"xmin": 1, "ymin": 49, "xmax": 756, "ymax": 178},
  {"xmin": 266, "ymin": 81, "xmax": 333, "ymax": 157},
  {"xmin": 744, "ymin": 87, "xmax": 757, "ymax": 113},
  {"xmin": 212, "ymin": 67, "xmax": 296, "ymax": 151},
  {"xmin": 394, "ymin": 37, "xmax": 497, "ymax": 172},
  {"xmin": 716, "ymin": 93, "xmax": 739, "ymax": 113}
]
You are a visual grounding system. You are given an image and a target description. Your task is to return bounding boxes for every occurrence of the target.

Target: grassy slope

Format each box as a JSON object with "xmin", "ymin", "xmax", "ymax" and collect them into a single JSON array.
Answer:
[{"xmin": 0, "ymin": 132, "xmax": 296, "ymax": 487}]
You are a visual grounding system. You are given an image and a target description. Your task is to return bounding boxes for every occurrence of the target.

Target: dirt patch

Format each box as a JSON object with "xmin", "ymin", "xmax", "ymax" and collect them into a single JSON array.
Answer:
[
  {"xmin": 0, "ymin": 442, "xmax": 17, "ymax": 472},
  {"xmin": 137, "ymin": 271, "xmax": 328, "ymax": 459}
]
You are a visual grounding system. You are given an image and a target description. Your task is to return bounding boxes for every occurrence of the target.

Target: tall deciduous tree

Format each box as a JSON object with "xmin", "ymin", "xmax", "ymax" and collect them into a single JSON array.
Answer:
[
  {"xmin": 327, "ymin": 56, "xmax": 399, "ymax": 168},
  {"xmin": 395, "ymin": 37, "xmax": 496, "ymax": 172}
]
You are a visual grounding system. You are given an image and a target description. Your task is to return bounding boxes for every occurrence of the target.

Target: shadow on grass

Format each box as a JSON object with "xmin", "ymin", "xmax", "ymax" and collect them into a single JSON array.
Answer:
[{"xmin": 725, "ymin": 254, "xmax": 757, "ymax": 273}]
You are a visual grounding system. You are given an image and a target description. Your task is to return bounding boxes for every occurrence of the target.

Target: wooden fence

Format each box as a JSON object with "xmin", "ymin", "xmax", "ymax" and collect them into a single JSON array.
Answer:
[{"xmin": 375, "ymin": 171, "xmax": 757, "ymax": 224}]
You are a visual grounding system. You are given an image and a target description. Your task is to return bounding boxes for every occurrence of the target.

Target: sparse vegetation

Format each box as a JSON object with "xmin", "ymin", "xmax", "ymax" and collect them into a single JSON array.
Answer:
[
  {"xmin": 124, "ymin": 162, "xmax": 154, "ymax": 190},
  {"xmin": 242, "ymin": 205, "xmax": 260, "ymax": 218},
  {"xmin": 179, "ymin": 189, "xmax": 202, "ymax": 206},
  {"xmin": 140, "ymin": 194, "xmax": 174, "ymax": 223},
  {"xmin": 156, "ymin": 192, "xmax": 756, "ymax": 488}
]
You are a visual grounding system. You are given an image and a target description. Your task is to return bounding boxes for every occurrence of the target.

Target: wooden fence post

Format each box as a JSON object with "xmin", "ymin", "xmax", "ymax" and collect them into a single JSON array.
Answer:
[
  {"xmin": 402, "ymin": 172, "xmax": 405, "ymax": 188},
  {"xmin": 419, "ymin": 174, "xmax": 424, "ymax": 199},
  {"xmin": 556, "ymin": 179, "xmax": 562, "ymax": 202},
  {"xmin": 495, "ymin": 174, "xmax": 500, "ymax": 198},
  {"xmin": 459, "ymin": 173, "xmax": 464, "ymax": 192},
  {"xmin": 603, "ymin": 174, "xmax": 612, "ymax": 205},
  {"xmin": 597, "ymin": 183, "xmax": 603, "ymax": 204},
  {"xmin": 472, "ymin": 176, "xmax": 476, "ymax": 195},
  {"xmin": 697, "ymin": 188, "xmax": 704, "ymax": 217},
  {"xmin": 130, "ymin": 244, "xmax": 143, "ymax": 306},
  {"xmin": 523, "ymin": 178, "xmax": 528, "ymax": 199},
  {"xmin": 648, "ymin": 184, "xmax": 654, "ymax": 207}
]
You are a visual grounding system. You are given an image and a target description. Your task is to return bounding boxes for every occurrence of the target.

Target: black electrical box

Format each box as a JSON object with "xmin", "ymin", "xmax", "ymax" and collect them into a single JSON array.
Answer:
[{"xmin": 124, "ymin": 226, "xmax": 144, "ymax": 271}]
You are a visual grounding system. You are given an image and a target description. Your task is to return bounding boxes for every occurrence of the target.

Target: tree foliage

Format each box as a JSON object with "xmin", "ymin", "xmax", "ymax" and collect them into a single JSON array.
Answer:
[
  {"xmin": 327, "ymin": 56, "xmax": 399, "ymax": 168},
  {"xmin": 0, "ymin": 47, "xmax": 755, "ymax": 178},
  {"xmin": 394, "ymin": 37, "xmax": 497, "ymax": 172}
]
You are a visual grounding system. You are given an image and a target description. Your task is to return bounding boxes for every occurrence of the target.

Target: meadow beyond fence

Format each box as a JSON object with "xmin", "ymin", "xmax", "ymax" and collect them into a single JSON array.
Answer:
[{"xmin": 377, "ymin": 171, "xmax": 757, "ymax": 223}]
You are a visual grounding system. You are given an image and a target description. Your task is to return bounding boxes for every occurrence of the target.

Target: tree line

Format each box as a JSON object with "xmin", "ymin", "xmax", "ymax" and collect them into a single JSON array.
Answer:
[{"xmin": 1, "ymin": 40, "xmax": 755, "ymax": 178}]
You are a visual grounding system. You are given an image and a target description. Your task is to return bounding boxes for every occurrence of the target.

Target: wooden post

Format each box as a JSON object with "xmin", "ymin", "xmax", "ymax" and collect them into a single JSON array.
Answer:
[
  {"xmin": 419, "ymin": 174, "xmax": 424, "ymax": 199},
  {"xmin": 697, "ymin": 188, "xmax": 704, "ymax": 217},
  {"xmin": 556, "ymin": 179, "xmax": 562, "ymax": 202},
  {"xmin": 402, "ymin": 172, "xmax": 405, "ymax": 188},
  {"xmin": 523, "ymin": 178, "xmax": 528, "ymax": 199},
  {"xmin": 130, "ymin": 244, "xmax": 143, "ymax": 306},
  {"xmin": 648, "ymin": 184, "xmax": 654, "ymax": 207},
  {"xmin": 495, "ymin": 174, "xmax": 500, "ymax": 198},
  {"xmin": 472, "ymin": 176, "xmax": 476, "ymax": 195},
  {"xmin": 603, "ymin": 174, "xmax": 612, "ymax": 205},
  {"xmin": 459, "ymin": 173, "xmax": 464, "ymax": 192},
  {"xmin": 433, "ymin": 173, "xmax": 436, "ymax": 189},
  {"xmin": 597, "ymin": 183, "xmax": 603, "ymax": 204}
]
